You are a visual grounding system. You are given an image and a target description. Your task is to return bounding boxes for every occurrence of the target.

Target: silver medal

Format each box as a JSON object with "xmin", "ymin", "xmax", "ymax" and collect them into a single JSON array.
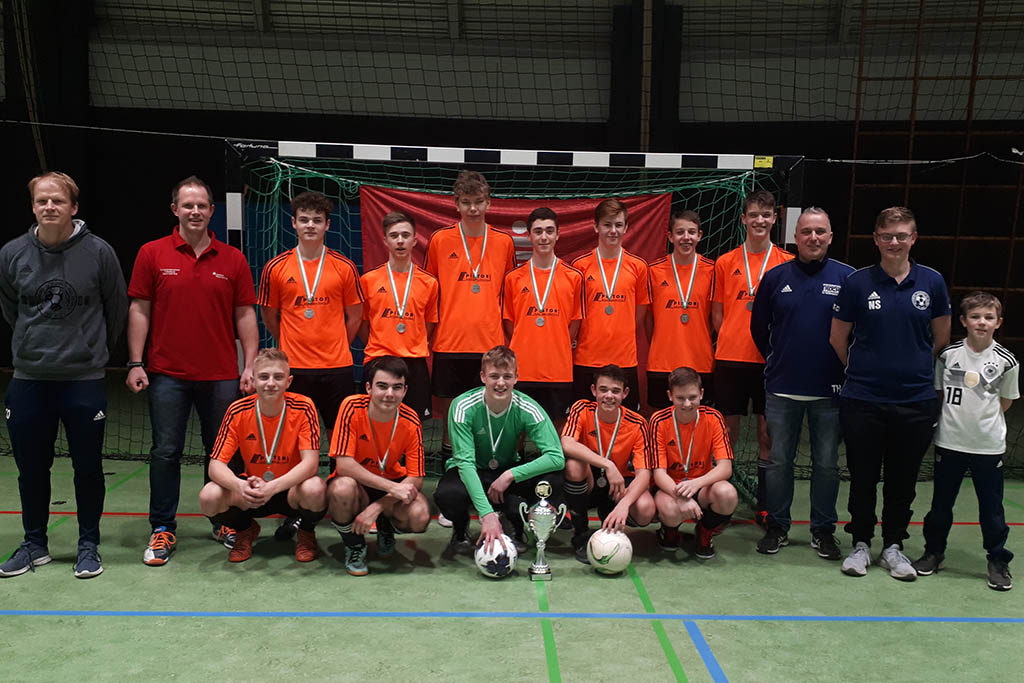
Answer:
[
  {"xmin": 535, "ymin": 317, "xmax": 545, "ymax": 327},
  {"xmin": 596, "ymin": 476, "xmax": 608, "ymax": 488},
  {"xmin": 604, "ymin": 305, "xmax": 614, "ymax": 315},
  {"xmin": 680, "ymin": 313, "xmax": 689, "ymax": 324},
  {"xmin": 396, "ymin": 322, "xmax": 407, "ymax": 334},
  {"xmin": 262, "ymin": 470, "xmax": 275, "ymax": 482},
  {"xmin": 471, "ymin": 283, "xmax": 481, "ymax": 294},
  {"xmin": 746, "ymin": 301, "xmax": 754, "ymax": 311},
  {"xmin": 304, "ymin": 308, "xmax": 315, "ymax": 319},
  {"xmin": 488, "ymin": 458, "xmax": 499, "ymax": 470}
]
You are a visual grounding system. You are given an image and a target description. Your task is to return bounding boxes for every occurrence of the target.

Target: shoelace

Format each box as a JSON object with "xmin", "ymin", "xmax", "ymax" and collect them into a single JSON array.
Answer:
[
  {"xmin": 149, "ymin": 531, "xmax": 175, "ymax": 550},
  {"xmin": 219, "ymin": 526, "xmax": 236, "ymax": 540},
  {"xmin": 15, "ymin": 543, "xmax": 37, "ymax": 574},
  {"xmin": 78, "ymin": 546, "xmax": 101, "ymax": 567},
  {"xmin": 349, "ymin": 546, "xmax": 367, "ymax": 563}
]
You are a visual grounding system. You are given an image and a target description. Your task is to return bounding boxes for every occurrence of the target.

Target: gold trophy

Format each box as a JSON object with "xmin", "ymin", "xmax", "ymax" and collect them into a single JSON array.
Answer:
[{"xmin": 518, "ymin": 480, "xmax": 567, "ymax": 581}]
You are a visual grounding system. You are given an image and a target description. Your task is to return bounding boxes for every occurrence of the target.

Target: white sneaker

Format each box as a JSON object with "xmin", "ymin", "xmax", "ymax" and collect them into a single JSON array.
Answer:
[
  {"xmin": 437, "ymin": 513, "xmax": 453, "ymax": 529},
  {"xmin": 878, "ymin": 544, "xmax": 917, "ymax": 582},
  {"xmin": 842, "ymin": 542, "xmax": 872, "ymax": 577}
]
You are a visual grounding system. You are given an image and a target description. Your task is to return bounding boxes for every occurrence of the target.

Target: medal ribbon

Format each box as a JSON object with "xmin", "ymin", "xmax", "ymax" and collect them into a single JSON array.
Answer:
[
  {"xmin": 369, "ymin": 408, "xmax": 401, "ymax": 473},
  {"xmin": 457, "ymin": 221, "xmax": 489, "ymax": 279},
  {"xmin": 295, "ymin": 246, "xmax": 327, "ymax": 304},
  {"xmin": 255, "ymin": 401, "xmax": 287, "ymax": 470},
  {"xmin": 671, "ymin": 409, "xmax": 700, "ymax": 477},
  {"xmin": 594, "ymin": 248, "xmax": 623, "ymax": 304},
  {"xmin": 485, "ymin": 407, "xmax": 509, "ymax": 460},
  {"xmin": 671, "ymin": 251, "xmax": 699, "ymax": 310},
  {"xmin": 594, "ymin": 406, "xmax": 623, "ymax": 474},
  {"xmin": 529, "ymin": 257, "xmax": 558, "ymax": 314},
  {"xmin": 386, "ymin": 262, "xmax": 415, "ymax": 322},
  {"xmin": 741, "ymin": 243, "xmax": 773, "ymax": 299}
]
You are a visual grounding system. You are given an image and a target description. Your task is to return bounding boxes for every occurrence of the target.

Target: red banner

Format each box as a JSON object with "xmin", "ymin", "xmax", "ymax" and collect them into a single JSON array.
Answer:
[{"xmin": 359, "ymin": 186, "xmax": 671, "ymax": 270}]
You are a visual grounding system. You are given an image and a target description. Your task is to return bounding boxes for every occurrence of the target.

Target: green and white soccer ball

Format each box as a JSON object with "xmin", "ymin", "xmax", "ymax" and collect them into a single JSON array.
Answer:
[{"xmin": 587, "ymin": 529, "xmax": 633, "ymax": 575}]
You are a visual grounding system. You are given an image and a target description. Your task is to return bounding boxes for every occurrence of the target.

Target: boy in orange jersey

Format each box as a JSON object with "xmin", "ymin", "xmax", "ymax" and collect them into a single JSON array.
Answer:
[
  {"xmin": 570, "ymin": 199, "xmax": 650, "ymax": 412},
  {"xmin": 198, "ymin": 349, "xmax": 327, "ymax": 563},
  {"xmin": 502, "ymin": 207, "xmax": 584, "ymax": 429},
  {"xmin": 425, "ymin": 171, "xmax": 516, "ymax": 467},
  {"xmin": 561, "ymin": 365, "xmax": 656, "ymax": 564},
  {"xmin": 650, "ymin": 367, "xmax": 737, "ymax": 559},
  {"xmin": 711, "ymin": 190, "xmax": 792, "ymax": 525},
  {"xmin": 645, "ymin": 209, "xmax": 716, "ymax": 410},
  {"xmin": 257, "ymin": 190, "xmax": 364, "ymax": 540},
  {"xmin": 327, "ymin": 356, "xmax": 430, "ymax": 576},
  {"xmin": 359, "ymin": 212, "xmax": 439, "ymax": 420}
]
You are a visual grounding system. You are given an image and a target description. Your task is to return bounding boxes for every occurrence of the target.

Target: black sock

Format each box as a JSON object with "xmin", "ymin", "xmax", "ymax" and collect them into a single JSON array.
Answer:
[
  {"xmin": 210, "ymin": 507, "xmax": 251, "ymax": 532},
  {"xmin": 563, "ymin": 479, "xmax": 591, "ymax": 539},
  {"xmin": 330, "ymin": 519, "xmax": 364, "ymax": 547},
  {"xmin": 296, "ymin": 508, "xmax": 325, "ymax": 532},
  {"xmin": 701, "ymin": 509, "xmax": 732, "ymax": 531},
  {"xmin": 376, "ymin": 516, "xmax": 395, "ymax": 535}
]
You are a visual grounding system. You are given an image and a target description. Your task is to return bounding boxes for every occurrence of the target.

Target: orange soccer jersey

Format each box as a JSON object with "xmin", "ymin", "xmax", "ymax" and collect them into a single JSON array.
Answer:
[
  {"xmin": 647, "ymin": 255, "xmax": 716, "ymax": 373},
  {"xmin": 329, "ymin": 395, "xmax": 425, "ymax": 480},
  {"xmin": 258, "ymin": 248, "xmax": 365, "ymax": 369},
  {"xmin": 713, "ymin": 245, "xmax": 793, "ymax": 363},
  {"xmin": 650, "ymin": 405, "xmax": 732, "ymax": 483},
  {"xmin": 571, "ymin": 249, "xmax": 651, "ymax": 368},
  {"xmin": 425, "ymin": 224, "xmax": 516, "ymax": 354},
  {"xmin": 562, "ymin": 400, "xmax": 654, "ymax": 477},
  {"xmin": 211, "ymin": 392, "xmax": 320, "ymax": 480},
  {"xmin": 502, "ymin": 260, "xmax": 584, "ymax": 383},
  {"xmin": 360, "ymin": 264, "xmax": 439, "ymax": 359}
]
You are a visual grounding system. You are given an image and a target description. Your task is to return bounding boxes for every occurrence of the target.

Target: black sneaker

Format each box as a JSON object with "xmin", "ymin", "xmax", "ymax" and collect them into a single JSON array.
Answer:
[
  {"xmin": 811, "ymin": 533, "xmax": 842, "ymax": 561},
  {"xmin": 987, "ymin": 561, "xmax": 1012, "ymax": 591},
  {"xmin": 0, "ymin": 542, "xmax": 51, "ymax": 578},
  {"xmin": 446, "ymin": 530, "xmax": 474, "ymax": 554},
  {"xmin": 274, "ymin": 516, "xmax": 301, "ymax": 541},
  {"xmin": 695, "ymin": 523, "xmax": 716, "ymax": 560},
  {"xmin": 912, "ymin": 552, "xmax": 945, "ymax": 576},
  {"xmin": 74, "ymin": 543, "xmax": 103, "ymax": 579},
  {"xmin": 756, "ymin": 529, "xmax": 789, "ymax": 555}
]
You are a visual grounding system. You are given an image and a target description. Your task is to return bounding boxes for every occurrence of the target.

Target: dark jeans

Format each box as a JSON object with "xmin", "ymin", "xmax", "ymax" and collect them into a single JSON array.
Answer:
[
  {"xmin": 5, "ymin": 378, "xmax": 107, "ymax": 548},
  {"xmin": 923, "ymin": 446, "xmax": 1013, "ymax": 564},
  {"xmin": 840, "ymin": 396, "xmax": 938, "ymax": 548},
  {"xmin": 433, "ymin": 467, "xmax": 565, "ymax": 537},
  {"xmin": 148, "ymin": 373, "xmax": 238, "ymax": 532}
]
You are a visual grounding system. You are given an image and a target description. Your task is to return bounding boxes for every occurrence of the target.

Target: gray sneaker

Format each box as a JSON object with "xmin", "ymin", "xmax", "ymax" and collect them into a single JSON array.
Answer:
[
  {"xmin": 344, "ymin": 543, "xmax": 369, "ymax": 576},
  {"xmin": 0, "ymin": 542, "xmax": 52, "ymax": 578},
  {"xmin": 987, "ymin": 561, "xmax": 1012, "ymax": 592},
  {"xmin": 912, "ymin": 552, "xmax": 945, "ymax": 576},
  {"xmin": 878, "ymin": 544, "xmax": 917, "ymax": 581},
  {"xmin": 841, "ymin": 542, "xmax": 872, "ymax": 577}
]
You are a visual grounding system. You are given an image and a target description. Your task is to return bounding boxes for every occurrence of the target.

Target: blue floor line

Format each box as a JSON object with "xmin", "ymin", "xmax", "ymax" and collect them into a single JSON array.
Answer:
[
  {"xmin": 2, "ymin": 608, "xmax": 1023, "ymax": 623},
  {"xmin": 684, "ymin": 621, "xmax": 728, "ymax": 683}
]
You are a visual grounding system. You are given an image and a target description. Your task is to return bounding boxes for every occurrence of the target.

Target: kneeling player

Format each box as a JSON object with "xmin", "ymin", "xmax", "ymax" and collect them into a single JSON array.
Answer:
[
  {"xmin": 433, "ymin": 345, "xmax": 565, "ymax": 554},
  {"xmin": 561, "ymin": 365, "xmax": 655, "ymax": 564},
  {"xmin": 327, "ymin": 356, "xmax": 430, "ymax": 576},
  {"xmin": 199, "ymin": 349, "xmax": 327, "ymax": 563},
  {"xmin": 650, "ymin": 367, "xmax": 737, "ymax": 559}
]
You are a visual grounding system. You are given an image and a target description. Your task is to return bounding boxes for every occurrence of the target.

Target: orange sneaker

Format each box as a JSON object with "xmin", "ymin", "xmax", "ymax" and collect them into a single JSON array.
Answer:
[
  {"xmin": 228, "ymin": 521, "xmax": 261, "ymax": 563},
  {"xmin": 295, "ymin": 529, "xmax": 318, "ymax": 562}
]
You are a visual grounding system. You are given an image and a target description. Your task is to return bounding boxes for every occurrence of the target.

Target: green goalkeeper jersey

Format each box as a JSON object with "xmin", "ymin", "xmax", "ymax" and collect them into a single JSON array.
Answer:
[{"xmin": 447, "ymin": 387, "xmax": 565, "ymax": 517}]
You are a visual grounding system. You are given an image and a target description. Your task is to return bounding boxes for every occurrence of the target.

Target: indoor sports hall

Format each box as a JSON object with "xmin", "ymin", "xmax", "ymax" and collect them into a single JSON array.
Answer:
[{"xmin": 2, "ymin": 1, "xmax": 1023, "ymax": 681}]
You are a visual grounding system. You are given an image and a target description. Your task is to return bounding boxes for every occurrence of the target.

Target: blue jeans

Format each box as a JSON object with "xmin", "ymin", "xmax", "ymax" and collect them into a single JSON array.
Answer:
[
  {"xmin": 764, "ymin": 393, "xmax": 841, "ymax": 535},
  {"xmin": 5, "ymin": 378, "xmax": 107, "ymax": 548},
  {"xmin": 147, "ymin": 373, "xmax": 238, "ymax": 532},
  {"xmin": 923, "ymin": 446, "xmax": 1013, "ymax": 564}
]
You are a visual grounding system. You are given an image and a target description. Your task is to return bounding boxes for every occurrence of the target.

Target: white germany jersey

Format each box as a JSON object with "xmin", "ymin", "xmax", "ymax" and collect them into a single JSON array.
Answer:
[{"xmin": 934, "ymin": 340, "xmax": 1019, "ymax": 455}]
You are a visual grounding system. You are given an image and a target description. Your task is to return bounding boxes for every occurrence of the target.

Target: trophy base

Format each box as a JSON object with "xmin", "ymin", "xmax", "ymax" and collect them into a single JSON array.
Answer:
[{"xmin": 529, "ymin": 571, "xmax": 552, "ymax": 582}]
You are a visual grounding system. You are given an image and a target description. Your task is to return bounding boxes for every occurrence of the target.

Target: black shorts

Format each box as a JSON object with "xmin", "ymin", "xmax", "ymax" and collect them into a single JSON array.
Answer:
[
  {"xmin": 363, "ymin": 356, "xmax": 431, "ymax": 420},
  {"xmin": 572, "ymin": 364, "xmax": 640, "ymax": 412},
  {"xmin": 646, "ymin": 371, "xmax": 715, "ymax": 410},
  {"xmin": 246, "ymin": 490, "xmax": 298, "ymax": 519},
  {"xmin": 290, "ymin": 367, "xmax": 355, "ymax": 429},
  {"xmin": 589, "ymin": 472, "xmax": 635, "ymax": 518},
  {"xmin": 516, "ymin": 381, "xmax": 574, "ymax": 422},
  {"xmin": 713, "ymin": 360, "xmax": 766, "ymax": 416},
  {"xmin": 366, "ymin": 475, "xmax": 406, "ymax": 503},
  {"xmin": 431, "ymin": 352, "xmax": 482, "ymax": 398}
]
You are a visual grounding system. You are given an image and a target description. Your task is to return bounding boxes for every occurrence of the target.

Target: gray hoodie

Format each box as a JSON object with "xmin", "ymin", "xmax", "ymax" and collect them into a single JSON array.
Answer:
[{"xmin": 0, "ymin": 219, "xmax": 128, "ymax": 380}]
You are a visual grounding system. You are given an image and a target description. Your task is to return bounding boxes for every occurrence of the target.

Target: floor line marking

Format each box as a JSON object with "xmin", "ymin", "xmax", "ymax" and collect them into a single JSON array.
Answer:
[
  {"xmin": 628, "ymin": 563, "xmax": 689, "ymax": 682},
  {"xmin": 684, "ymin": 621, "xmax": 728, "ymax": 683},
  {"xmin": 1, "ymin": 463, "xmax": 149, "ymax": 564},
  {"xmin": 3, "ymin": 608, "xmax": 1022, "ymax": 623},
  {"xmin": 1003, "ymin": 496, "xmax": 1024, "ymax": 513},
  {"xmin": 534, "ymin": 582, "xmax": 562, "ymax": 683}
]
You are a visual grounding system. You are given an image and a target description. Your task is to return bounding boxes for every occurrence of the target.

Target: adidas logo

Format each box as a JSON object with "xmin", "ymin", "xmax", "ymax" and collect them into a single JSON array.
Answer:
[
  {"xmin": 93, "ymin": 410, "xmax": 106, "ymax": 421},
  {"xmin": 733, "ymin": 268, "xmax": 742, "ymax": 276},
  {"xmin": 781, "ymin": 284, "xmax": 792, "ymax": 293},
  {"xmin": 951, "ymin": 362, "xmax": 961, "ymax": 369},
  {"xmin": 286, "ymin": 276, "xmax": 296, "ymax": 284},
  {"xmin": 359, "ymin": 434, "xmax": 370, "ymax": 441},
  {"xmin": 476, "ymin": 427, "xmax": 487, "ymax": 435},
  {"xmin": 660, "ymin": 280, "xmax": 669, "ymax": 287},
  {"xmin": 361, "ymin": 457, "xmax": 375, "ymax": 467},
  {"xmin": 586, "ymin": 275, "xmax": 595, "ymax": 281},
  {"xmin": 378, "ymin": 286, "xmax": 387, "ymax": 293},
  {"xmin": 521, "ymin": 287, "xmax": 530, "ymax": 294},
  {"xmin": 668, "ymin": 439, "xmax": 676, "ymax": 447},
  {"xmin": 246, "ymin": 433, "xmax": 257, "ymax": 441},
  {"xmin": 868, "ymin": 291, "xmax": 880, "ymax": 300},
  {"xmin": 448, "ymin": 252, "xmax": 459, "ymax": 260},
  {"xmin": 588, "ymin": 430, "xmax": 598, "ymax": 437}
]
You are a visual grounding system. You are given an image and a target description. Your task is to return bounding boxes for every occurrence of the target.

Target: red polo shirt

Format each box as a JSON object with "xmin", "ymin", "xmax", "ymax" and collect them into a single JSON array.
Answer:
[{"xmin": 128, "ymin": 229, "xmax": 257, "ymax": 380}]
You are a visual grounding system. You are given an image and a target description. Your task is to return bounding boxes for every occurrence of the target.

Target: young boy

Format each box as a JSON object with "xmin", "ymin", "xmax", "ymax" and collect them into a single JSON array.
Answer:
[
  {"xmin": 650, "ymin": 367, "xmax": 738, "ymax": 559},
  {"xmin": 561, "ymin": 365, "xmax": 655, "ymax": 563},
  {"xmin": 913, "ymin": 292, "xmax": 1019, "ymax": 590},
  {"xmin": 198, "ymin": 349, "xmax": 327, "ymax": 563},
  {"xmin": 327, "ymin": 356, "xmax": 430, "ymax": 576}
]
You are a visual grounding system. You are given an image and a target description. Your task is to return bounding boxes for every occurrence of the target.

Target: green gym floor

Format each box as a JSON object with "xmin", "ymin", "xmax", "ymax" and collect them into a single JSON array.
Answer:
[{"xmin": 1, "ymin": 457, "xmax": 1021, "ymax": 683}]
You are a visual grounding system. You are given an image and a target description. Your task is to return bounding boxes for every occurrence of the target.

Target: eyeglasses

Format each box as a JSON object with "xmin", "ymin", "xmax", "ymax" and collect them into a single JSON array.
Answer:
[{"xmin": 874, "ymin": 232, "xmax": 913, "ymax": 243}]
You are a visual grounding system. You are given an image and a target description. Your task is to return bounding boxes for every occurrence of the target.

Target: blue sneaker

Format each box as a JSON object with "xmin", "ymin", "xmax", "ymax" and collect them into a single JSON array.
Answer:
[
  {"xmin": 74, "ymin": 543, "xmax": 103, "ymax": 579},
  {"xmin": 0, "ymin": 542, "xmax": 52, "ymax": 578}
]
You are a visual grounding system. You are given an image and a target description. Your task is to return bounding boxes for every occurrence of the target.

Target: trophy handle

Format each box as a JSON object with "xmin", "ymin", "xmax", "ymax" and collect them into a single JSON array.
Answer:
[
  {"xmin": 519, "ymin": 501, "xmax": 529, "ymax": 528},
  {"xmin": 554, "ymin": 503, "xmax": 568, "ymax": 529}
]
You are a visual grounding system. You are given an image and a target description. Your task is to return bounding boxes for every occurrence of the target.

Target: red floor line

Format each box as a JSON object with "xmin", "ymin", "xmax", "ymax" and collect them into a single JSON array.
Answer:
[{"xmin": 1, "ymin": 511, "xmax": 1022, "ymax": 526}]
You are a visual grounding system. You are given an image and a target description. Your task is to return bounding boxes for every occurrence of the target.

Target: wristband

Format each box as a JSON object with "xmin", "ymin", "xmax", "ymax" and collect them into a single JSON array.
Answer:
[{"xmin": 127, "ymin": 361, "xmax": 145, "ymax": 369}]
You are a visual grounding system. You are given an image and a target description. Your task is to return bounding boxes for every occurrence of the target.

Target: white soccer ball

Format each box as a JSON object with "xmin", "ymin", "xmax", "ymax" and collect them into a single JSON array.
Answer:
[
  {"xmin": 587, "ymin": 529, "xmax": 633, "ymax": 575},
  {"xmin": 474, "ymin": 534, "xmax": 518, "ymax": 578}
]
